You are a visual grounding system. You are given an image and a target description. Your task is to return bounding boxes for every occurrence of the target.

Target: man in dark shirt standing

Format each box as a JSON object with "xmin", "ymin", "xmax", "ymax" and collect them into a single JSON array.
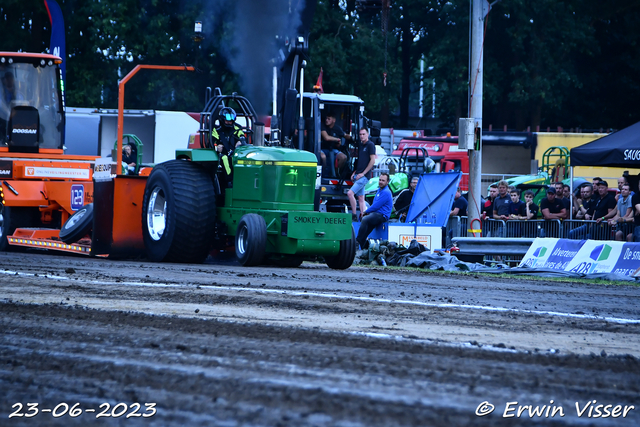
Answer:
[
  {"xmin": 519, "ymin": 190, "xmax": 539, "ymax": 219},
  {"xmin": 347, "ymin": 128, "xmax": 376, "ymax": 221},
  {"xmin": 540, "ymin": 187, "xmax": 566, "ymax": 219},
  {"xmin": 492, "ymin": 180, "xmax": 511, "ymax": 220},
  {"xmin": 482, "ymin": 184, "xmax": 498, "ymax": 218},
  {"xmin": 450, "ymin": 187, "xmax": 468, "ymax": 217},
  {"xmin": 491, "ymin": 180, "xmax": 511, "ymax": 237},
  {"xmin": 576, "ymin": 184, "xmax": 596, "ymax": 220},
  {"xmin": 508, "ymin": 189, "xmax": 524, "ymax": 218},
  {"xmin": 539, "ymin": 187, "xmax": 566, "ymax": 237},
  {"xmin": 588, "ymin": 180, "xmax": 617, "ymax": 240},
  {"xmin": 553, "ymin": 182, "xmax": 569, "ymax": 219},
  {"xmin": 593, "ymin": 181, "xmax": 617, "ymax": 223},
  {"xmin": 518, "ymin": 190, "xmax": 539, "ymax": 237}
]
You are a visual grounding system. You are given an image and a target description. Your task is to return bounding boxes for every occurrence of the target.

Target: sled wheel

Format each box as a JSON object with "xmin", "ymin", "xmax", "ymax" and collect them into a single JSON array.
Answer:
[
  {"xmin": 142, "ymin": 160, "xmax": 216, "ymax": 263},
  {"xmin": 236, "ymin": 214, "xmax": 267, "ymax": 266},
  {"xmin": 60, "ymin": 204, "xmax": 94, "ymax": 244},
  {"xmin": 325, "ymin": 227, "xmax": 356, "ymax": 270}
]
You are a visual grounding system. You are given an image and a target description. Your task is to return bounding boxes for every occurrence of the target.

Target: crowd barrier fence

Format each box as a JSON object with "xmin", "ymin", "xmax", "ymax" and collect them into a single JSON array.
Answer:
[{"xmin": 445, "ymin": 217, "xmax": 636, "ymax": 244}]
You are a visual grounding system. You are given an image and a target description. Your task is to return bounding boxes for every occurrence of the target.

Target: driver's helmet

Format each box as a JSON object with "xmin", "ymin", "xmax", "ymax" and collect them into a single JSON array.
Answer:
[
  {"xmin": 219, "ymin": 107, "xmax": 237, "ymax": 127},
  {"xmin": 424, "ymin": 157, "xmax": 436, "ymax": 173}
]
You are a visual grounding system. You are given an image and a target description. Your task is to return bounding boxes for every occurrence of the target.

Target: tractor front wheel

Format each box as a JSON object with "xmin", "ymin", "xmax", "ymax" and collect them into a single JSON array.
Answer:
[
  {"xmin": 235, "ymin": 214, "xmax": 267, "ymax": 266},
  {"xmin": 325, "ymin": 227, "xmax": 356, "ymax": 270}
]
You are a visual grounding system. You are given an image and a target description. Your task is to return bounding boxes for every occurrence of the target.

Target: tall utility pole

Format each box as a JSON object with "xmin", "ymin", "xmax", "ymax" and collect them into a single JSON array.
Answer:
[{"xmin": 467, "ymin": 0, "xmax": 486, "ymax": 237}]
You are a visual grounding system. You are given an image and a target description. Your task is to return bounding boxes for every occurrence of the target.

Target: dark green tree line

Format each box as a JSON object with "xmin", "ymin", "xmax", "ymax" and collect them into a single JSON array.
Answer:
[
  {"xmin": 423, "ymin": 0, "xmax": 640, "ymax": 131},
  {"xmin": 2, "ymin": 0, "xmax": 640, "ymax": 130}
]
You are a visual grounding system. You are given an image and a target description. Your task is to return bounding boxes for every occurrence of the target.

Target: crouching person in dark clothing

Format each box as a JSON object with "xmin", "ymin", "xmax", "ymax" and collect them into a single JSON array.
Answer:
[{"xmin": 357, "ymin": 173, "xmax": 393, "ymax": 249}]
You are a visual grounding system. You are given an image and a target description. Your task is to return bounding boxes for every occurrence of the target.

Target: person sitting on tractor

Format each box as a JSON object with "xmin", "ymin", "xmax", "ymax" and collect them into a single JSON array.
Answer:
[
  {"xmin": 320, "ymin": 112, "xmax": 350, "ymax": 178},
  {"xmin": 122, "ymin": 143, "xmax": 137, "ymax": 175},
  {"xmin": 212, "ymin": 107, "xmax": 246, "ymax": 186}
]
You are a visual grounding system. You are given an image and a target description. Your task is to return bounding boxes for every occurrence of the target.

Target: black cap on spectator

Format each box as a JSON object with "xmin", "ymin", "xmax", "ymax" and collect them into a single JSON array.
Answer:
[
  {"xmin": 547, "ymin": 187, "xmax": 556, "ymax": 194},
  {"xmin": 597, "ymin": 180, "xmax": 608, "ymax": 187}
]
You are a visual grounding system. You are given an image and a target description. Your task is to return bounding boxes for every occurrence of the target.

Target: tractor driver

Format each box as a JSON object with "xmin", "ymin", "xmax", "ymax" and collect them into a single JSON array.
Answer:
[{"xmin": 212, "ymin": 107, "xmax": 246, "ymax": 187}]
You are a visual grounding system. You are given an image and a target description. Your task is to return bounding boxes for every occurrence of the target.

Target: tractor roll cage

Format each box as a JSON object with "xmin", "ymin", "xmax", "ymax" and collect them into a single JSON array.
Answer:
[{"xmin": 199, "ymin": 91, "xmax": 259, "ymax": 149}]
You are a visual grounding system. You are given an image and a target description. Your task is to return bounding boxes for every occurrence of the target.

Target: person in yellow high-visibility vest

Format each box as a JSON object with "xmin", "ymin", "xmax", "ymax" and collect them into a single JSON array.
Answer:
[{"xmin": 212, "ymin": 107, "xmax": 246, "ymax": 187}]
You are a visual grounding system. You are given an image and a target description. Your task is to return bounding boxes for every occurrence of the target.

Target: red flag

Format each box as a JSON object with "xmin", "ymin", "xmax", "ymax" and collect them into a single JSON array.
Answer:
[{"xmin": 313, "ymin": 68, "xmax": 324, "ymax": 93}]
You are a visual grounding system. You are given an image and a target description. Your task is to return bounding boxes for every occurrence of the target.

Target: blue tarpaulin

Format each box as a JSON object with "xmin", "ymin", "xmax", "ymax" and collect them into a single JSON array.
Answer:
[{"xmin": 406, "ymin": 172, "xmax": 462, "ymax": 226}]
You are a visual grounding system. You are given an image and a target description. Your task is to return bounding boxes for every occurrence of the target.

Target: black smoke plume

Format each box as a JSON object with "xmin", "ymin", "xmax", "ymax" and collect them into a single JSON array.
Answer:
[{"xmin": 199, "ymin": 0, "xmax": 307, "ymax": 115}]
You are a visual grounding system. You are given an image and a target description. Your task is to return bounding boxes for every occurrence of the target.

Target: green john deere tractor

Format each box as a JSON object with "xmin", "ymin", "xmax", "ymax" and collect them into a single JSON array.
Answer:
[{"xmin": 139, "ymin": 92, "xmax": 355, "ymax": 269}]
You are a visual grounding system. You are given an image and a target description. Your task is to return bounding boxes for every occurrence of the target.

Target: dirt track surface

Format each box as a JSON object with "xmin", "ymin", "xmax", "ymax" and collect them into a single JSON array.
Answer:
[{"xmin": 1, "ymin": 251, "xmax": 639, "ymax": 426}]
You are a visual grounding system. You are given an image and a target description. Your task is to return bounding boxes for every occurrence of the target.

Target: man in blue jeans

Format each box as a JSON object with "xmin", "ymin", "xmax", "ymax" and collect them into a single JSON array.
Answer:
[
  {"xmin": 348, "ymin": 128, "xmax": 376, "ymax": 222},
  {"xmin": 357, "ymin": 173, "xmax": 393, "ymax": 249}
]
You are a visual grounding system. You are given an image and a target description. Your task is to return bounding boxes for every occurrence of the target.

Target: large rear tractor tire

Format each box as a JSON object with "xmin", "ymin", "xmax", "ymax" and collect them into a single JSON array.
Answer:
[
  {"xmin": 142, "ymin": 160, "xmax": 216, "ymax": 263},
  {"xmin": 325, "ymin": 227, "xmax": 356, "ymax": 270},
  {"xmin": 60, "ymin": 203, "xmax": 93, "ymax": 244},
  {"xmin": 235, "ymin": 214, "xmax": 267, "ymax": 267}
]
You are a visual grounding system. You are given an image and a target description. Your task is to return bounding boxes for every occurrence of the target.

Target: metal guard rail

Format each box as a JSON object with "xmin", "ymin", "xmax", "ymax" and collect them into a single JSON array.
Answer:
[{"xmin": 451, "ymin": 237, "xmax": 535, "ymax": 256}]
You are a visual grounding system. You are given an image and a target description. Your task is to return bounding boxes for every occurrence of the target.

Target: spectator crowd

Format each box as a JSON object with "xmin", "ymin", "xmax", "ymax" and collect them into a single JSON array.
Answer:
[
  {"xmin": 358, "ymin": 172, "xmax": 640, "ymax": 247},
  {"xmin": 445, "ymin": 177, "xmax": 640, "ymax": 242}
]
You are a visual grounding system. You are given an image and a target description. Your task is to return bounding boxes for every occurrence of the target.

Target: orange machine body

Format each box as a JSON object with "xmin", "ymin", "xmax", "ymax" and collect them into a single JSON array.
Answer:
[
  {"xmin": 0, "ymin": 56, "xmax": 193, "ymax": 256},
  {"xmin": 0, "ymin": 153, "xmax": 96, "ymax": 228}
]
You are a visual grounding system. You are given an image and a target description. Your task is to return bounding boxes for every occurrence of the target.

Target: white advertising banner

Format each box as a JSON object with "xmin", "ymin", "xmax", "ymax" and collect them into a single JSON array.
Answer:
[
  {"xmin": 519, "ymin": 238, "xmax": 640, "ymax": 277},
  {"xmin": 520, "ymin": 238, "xmax": 560, "ymax": 268},
  {"xmin": 564, "ymin": 240, "xmax": 625, "ymax": 275}
]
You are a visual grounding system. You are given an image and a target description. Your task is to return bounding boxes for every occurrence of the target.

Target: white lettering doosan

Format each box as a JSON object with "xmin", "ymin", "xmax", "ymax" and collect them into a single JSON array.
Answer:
[
  {"xmin": 12, "ymin": 129, "xmax": 37, "ymax": 134},
  {"xmin": 624, "ymin": 149, "xmax": 640, "ymax": 161}
]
